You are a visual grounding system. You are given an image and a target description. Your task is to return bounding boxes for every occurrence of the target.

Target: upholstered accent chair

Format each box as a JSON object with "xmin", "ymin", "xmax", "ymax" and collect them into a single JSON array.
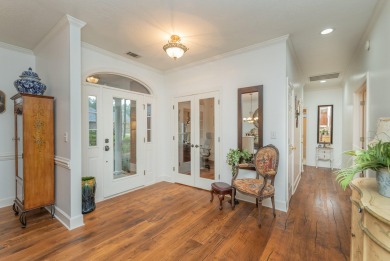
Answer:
[{"xmin": 231, "ymin": 144, "xmax": 279, "ymax": 227}]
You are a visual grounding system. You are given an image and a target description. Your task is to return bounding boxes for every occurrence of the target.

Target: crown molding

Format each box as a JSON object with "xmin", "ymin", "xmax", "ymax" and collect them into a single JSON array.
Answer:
[
  {"xmin": 165, "ymin": 35, "xmax": 290, "ymax": 74},
  {"xmin": 33, "ymin": 14, "xmax": 86, "ymax": 54},
  {"xmin": 0, "ymin": 41, "xmax": 34, "ymax": 55}
]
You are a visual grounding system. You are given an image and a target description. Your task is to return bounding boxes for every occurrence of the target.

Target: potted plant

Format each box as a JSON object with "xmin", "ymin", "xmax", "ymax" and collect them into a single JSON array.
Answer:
[
  {"xmin": 335, "ymin": 141, "xmax": 390, "ymax": 197},
  {"xmin": 226, "ymin": 148, "xmax": 252, "ymax": 176}
]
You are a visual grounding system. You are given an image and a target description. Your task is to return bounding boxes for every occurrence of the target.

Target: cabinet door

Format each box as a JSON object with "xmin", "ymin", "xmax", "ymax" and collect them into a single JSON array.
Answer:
[
  {"xmin": 22, "ymin": 96, "xmax": 54, "ymax": 209},
  {"xmin": 350, "ymin": 200, "xmax": 363, "ymax": 261}
]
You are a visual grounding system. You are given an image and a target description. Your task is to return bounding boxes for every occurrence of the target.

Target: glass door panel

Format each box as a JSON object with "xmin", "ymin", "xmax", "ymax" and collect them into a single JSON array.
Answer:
[
  {"xmin": 174, "ymin": 92, "xmax": 219, "ymax": 190},
  {"xmin": 103, "ymin": 88, "xmax": 144, "ymax": 198},
  {"xmin": 199, "ymin": 98, "xmax": 215, "ymax": 180},
  {"xmin": 112, "ymin": 98, "xmax": 137, "ymax": 180},
  {"xmin": 178, "ymin": 101, "xmax": 191, "ymax": 176}
]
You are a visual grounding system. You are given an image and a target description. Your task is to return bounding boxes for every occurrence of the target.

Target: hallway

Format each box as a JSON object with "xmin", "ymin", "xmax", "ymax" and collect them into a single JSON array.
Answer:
[{"xmin": 261, "ymin": 166, "xmax": 351, "ymax": 260}]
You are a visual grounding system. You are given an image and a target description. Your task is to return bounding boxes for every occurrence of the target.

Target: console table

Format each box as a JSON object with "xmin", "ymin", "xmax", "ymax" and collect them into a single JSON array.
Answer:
[
  {"xmin": 315, "ymin": 146, "xmax": 333, "ymax": 169},
  {"xmin": 350, "ymin": 178, "xmax": 390, "ymax": 260}
]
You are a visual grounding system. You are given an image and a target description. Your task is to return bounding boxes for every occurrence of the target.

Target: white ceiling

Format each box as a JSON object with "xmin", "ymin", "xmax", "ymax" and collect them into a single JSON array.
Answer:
[{"xmin": 0, "ymin": 0, "xmax": 379, "ymax": 87}]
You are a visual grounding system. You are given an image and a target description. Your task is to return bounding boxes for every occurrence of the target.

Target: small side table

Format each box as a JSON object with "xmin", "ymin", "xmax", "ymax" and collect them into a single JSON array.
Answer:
[
  {"xmin": 210, "ymin": 182, "xmax": 233, "ymax": 210},
  {"xmin": 315, "ymin": 146, "xmax": 333, "ymax": 169}
]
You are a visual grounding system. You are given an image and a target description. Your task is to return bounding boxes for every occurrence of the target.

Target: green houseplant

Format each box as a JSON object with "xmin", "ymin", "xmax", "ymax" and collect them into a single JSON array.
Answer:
[
  {"xmin": 226, "ymin": 148, "xmax": 252, "ymax": 176},
  {"xmin": 336, "ymin": 141, "xmax": 390, "ymax": 197}
]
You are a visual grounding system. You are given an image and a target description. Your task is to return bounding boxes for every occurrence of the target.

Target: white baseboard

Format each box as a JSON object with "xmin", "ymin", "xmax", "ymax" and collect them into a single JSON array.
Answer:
[
  {"xmin": 235, "ymin": 192, "xmax": 287, "ymax": 212},
  {"xmin": 54, "ymin": 206, "xmax": 84, "ymax": 230},
  {"xmin": 0, "ymin": 197, "xmax": 14, "ymax": 208},
  {"xmin": 155, "ymin": 176, "xmax": 173, "ymax": 183}
]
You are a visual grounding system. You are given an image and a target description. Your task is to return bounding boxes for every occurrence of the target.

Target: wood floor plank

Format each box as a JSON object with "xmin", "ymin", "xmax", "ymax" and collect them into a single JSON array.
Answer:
[{"xmin": 0, "ymin": 168, "xmax": 351, "ymax": 261}]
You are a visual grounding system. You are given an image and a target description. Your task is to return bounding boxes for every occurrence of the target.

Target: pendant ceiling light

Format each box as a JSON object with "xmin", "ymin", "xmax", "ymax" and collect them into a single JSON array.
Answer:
[
  {"xmin": 243, "ymin": 93, "xmax": 255, "ymax": 124},
  {"xmin": 163, "ymin": 35, "xmax": 188, "ymax": 60}
]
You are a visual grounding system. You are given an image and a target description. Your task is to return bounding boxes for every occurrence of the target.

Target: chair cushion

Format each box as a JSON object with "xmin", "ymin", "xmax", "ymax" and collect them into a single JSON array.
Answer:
[{"xmin": 233, "ymin": 178, "xmax": 275, "ymax": 197}]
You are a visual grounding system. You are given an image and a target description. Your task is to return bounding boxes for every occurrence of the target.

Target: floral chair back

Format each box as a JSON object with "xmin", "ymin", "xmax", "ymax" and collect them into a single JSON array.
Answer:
[{"xmin": 254, "ymin": 144, "xmax": 279, "ymax": 184}]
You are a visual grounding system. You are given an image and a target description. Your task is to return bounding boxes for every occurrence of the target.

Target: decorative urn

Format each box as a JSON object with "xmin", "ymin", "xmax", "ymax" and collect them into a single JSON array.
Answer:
[{"xmin": 14, "ymin": 67, "xmax": 47, "ymax": 95}]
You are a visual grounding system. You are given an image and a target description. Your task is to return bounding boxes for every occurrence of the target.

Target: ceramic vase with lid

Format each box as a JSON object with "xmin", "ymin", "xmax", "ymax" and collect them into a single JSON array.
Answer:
[{"xmin": 14, "ymin": 67, "xmax": 47, "ymax": 95}]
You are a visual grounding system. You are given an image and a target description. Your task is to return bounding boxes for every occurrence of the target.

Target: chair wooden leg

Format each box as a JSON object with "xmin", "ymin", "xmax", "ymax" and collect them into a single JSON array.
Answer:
[
  {"xmin": 232, "ymin": 188, "xmax": 236, "ymax": 210},
  {"xmin": 257, "ymin": 199, "xmax": 263, "ymax": 227},
  {"xmin": 271, "ymin": 196, "xmax": 276, "ymax": 217},
  {"xmin": 210, "ymin": 189, "xmax": 214, "ymax": 202}
]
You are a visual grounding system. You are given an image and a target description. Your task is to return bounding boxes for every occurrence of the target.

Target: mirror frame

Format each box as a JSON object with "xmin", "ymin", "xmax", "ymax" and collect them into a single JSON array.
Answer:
[
  {"xmin": 317, "ymin": 104, "xmax": 333, "ymax": 144},
  {"xmin": 0, "ymin": 90, "xmax": 5, "ymax": 114},
  {"xmin": 237, "ymin": 85, "xmax": 263, "ymax": 151}
]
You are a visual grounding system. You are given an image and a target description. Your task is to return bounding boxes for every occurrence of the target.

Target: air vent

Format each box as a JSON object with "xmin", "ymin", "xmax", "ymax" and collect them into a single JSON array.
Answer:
[
  {"xmin": 309, "ymin": 73, "xmax": 339, "ymax": 82},
  {"xmin": 126, "ymin": 51, "xmax": 141, "ymax": 58}
]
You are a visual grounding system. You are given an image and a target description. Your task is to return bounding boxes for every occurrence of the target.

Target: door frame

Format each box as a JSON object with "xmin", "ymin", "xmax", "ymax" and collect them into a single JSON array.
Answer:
[{"xmin": 82, "ymin": 82, "xmax": 154, "ymax": 201}]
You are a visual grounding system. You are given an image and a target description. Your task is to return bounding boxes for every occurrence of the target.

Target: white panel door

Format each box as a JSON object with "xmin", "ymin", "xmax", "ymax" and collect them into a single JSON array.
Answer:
[{"xmin": 174, "ymin": 91, "xmax": 220, "ymax": 190}]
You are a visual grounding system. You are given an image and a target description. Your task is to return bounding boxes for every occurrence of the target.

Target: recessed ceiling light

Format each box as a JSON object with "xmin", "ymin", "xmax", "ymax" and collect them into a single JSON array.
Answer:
[
  {"xmin": 321, "ymin": 28, "xmax": 334, "ymax": 35},
  {"xmin": 320, "ymin": 80, "xmax": 327, "ymax": 83}
]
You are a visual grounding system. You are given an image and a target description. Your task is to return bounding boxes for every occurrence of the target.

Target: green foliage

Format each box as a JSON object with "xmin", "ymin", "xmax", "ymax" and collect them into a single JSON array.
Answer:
[
  {"xmin": 226, "ymin": 148, "xmax": 252, "ymax": 176},
  {"xmin": 336, "ymin": 141, "xmax": 390, "ymax": 190},
  {"xmin": 82, "ymin": 176, "xmax": 95, "ymax": 181}
]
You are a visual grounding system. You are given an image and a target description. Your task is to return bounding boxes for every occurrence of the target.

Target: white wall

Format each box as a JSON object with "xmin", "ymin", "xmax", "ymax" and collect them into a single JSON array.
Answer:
[
  {"xmin": 81, "ymin": 43, "xmax": 168, "ymax": 201},
  {"xmin": 0, "ymin": 43, "xmax": 35, "ymax": 208},
  {"xmin": 342, "ymin": 1, "xmax": 390, "ymax": 166},
  {"xmin": 305, "ymin": 87, "xmax": 343, "ymax": 169},
  {"xmin": 165, "ymin": 37, "xmax": 289, "ymax": 211}
]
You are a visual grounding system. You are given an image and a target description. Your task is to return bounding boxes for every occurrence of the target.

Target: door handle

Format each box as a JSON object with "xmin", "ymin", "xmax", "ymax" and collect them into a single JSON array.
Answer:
[
  {"xmin": 289, "ymin": 145, "xmax": 296, "ymax": 151},
  {"xmin": 104, "ymin": 145, "xmax": 110, "ymax": 151},
  {"xmin": 195, "ymin": 145, "xmax": 199, "ymax": 148}
]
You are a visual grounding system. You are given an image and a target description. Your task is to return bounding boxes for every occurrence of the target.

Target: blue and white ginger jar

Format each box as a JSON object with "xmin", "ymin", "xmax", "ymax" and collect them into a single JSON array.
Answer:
[{"xmin": 14, "ymin": 67, "xmax": 47, "ymax": 95}]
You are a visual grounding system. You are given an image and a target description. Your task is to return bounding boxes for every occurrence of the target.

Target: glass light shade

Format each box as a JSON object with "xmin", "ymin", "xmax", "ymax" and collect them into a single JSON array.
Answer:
[
  {"xmin": 86, "ymin": 76, "xmax": 99, "ymax": 84},
  {"xmin": 166, "ymin": 46, "xmax": 185, "ymax": 59},
  {"xmin": 163, "ymin": 35, "xmax": 188, "ymax": 59}
]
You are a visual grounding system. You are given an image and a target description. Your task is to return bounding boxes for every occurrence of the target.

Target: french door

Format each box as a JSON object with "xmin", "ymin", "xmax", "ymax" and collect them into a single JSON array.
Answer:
[
  {"xmin": 102, "ymin": 88, "xmax": 145, "ymax": 197},
  {"xmin": 174, "ymin": 92, "xmax": 220, "ymax": 190}
]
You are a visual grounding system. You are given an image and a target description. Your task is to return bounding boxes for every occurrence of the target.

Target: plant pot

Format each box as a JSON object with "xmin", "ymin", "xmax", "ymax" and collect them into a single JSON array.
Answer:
[
  {"xmin": 82, "ymin": 177, "xmax": 96, "ymax": 214},
  {"xmin": 376, "ymin": 169, "xmax": 390, "ymax": 198}
]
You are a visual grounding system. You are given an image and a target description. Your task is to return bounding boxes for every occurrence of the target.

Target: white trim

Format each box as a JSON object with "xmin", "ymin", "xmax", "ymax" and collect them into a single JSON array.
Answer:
[
  {"xmin": 0, "ymin": 41, "xmax": 34, "ymax": 55},
  {"xmin": 293, "ymin": 172, "xmax": 302, "ymax": 195},
  {"xmin": 54, "ymin": 206, "xmax": 84, "ymax": 230},
  {"xmin": 82, "ymin": 42, "xmax": 162, "ymax": 74},
  {"xmin": 155, "ymin": 176, "xmax": 173, "ymax": 183},
  {"xmin": 33, "ymin": 15, "xmax": 86, "ymax": 54},
  {"xmin": 166, "ymin": 35, "xmax": 290, "ymax": 74},
  {"xmin": 0, "ymin": 153, "xmax": 21, "ymax": 161},
  {"xmin": 0, "ymin": 197, "xmax": 14, "ymax": 208},
  {"xmin": 54, "ymin": 156, "xmax": 71, "ymax": 170}
]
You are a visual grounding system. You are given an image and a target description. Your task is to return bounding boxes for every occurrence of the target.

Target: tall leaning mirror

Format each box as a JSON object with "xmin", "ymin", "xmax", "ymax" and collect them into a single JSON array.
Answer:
[
  {"xmin": 317, "ymin": 105, "xmax": 333, "ymax": 144},
  {"xmin": 238, "ymin": 85, "xmax": 263, "ymax": 153}
]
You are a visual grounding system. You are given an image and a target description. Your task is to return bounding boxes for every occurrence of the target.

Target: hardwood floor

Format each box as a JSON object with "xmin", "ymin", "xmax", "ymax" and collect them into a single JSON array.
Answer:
[
  {"xmin": 260, "ymin": 166, "xmax": 351, "ymax": 261},
  {"xmin": 0, "ymin": 166, "xmax": 350, "ymax": 260}
]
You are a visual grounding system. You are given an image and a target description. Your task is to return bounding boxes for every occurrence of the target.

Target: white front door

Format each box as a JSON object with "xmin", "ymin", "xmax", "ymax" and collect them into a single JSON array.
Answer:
[
  {"xmin": 174, "ymin": 92, "xmax": 220, "ymax": 190},
  {"xmin": 102, "ymin": 88, "xmax": 145, "ymax": 197}
]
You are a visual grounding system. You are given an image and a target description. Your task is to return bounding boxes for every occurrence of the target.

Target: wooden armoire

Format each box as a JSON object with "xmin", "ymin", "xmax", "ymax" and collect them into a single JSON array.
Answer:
[{"xmin": 11, "ymin": 93, "xmax": 55, "ymax": 227}]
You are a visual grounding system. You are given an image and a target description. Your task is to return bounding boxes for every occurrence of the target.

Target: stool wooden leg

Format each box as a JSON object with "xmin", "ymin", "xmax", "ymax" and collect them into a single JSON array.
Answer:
[
  {"xmin": 218, "ymin": 194, "xmax": 224, "ymax": 210},
  {"xmin": 210, "ymin": 189, "xmax": 214, "ymax": 202}
]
